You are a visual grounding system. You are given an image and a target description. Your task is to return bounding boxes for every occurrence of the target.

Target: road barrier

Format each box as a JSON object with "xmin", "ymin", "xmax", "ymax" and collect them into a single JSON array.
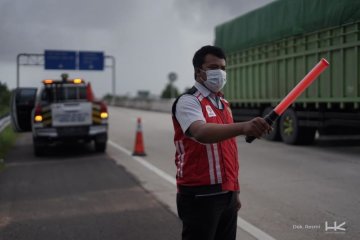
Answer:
[
  {"xmin": 0, "ymin": 99, "xmax": 172, "ymax": 133},
  {"xmin": 0, "ymin": 115, "xmax": 10, "ymax": 133},
  {"xmin": 110, "ymin": 99, "xmax": 175, "ymax": 113}
]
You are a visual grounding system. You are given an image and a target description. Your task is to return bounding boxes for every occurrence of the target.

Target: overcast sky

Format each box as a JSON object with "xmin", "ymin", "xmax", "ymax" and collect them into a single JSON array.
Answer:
[{"xmin": 0, "ymin": 0, "xmax": 274, "ymax": 97}]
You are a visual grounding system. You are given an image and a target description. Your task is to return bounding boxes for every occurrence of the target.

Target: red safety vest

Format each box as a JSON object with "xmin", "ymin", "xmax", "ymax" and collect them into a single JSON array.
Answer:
[{"xmin": 172, "ymin": 88, "xmax": 239, "ymax": 194}]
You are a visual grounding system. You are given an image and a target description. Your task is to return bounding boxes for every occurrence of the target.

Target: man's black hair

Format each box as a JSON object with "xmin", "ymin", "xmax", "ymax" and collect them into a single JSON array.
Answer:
[{"xmin": 192, "ymin": 45, "xmax": 226, "ymax": 73}]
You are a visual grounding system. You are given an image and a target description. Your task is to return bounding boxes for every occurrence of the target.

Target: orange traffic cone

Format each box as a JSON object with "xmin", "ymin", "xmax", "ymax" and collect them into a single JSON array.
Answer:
[{"xmin": 132, "ymin": 117, "xmax": 146, "ymax": 156}]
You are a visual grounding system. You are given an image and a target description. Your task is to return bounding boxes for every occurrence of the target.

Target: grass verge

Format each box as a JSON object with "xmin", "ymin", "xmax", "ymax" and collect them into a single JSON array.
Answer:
[
  {"xmin": 0, "ymin": 125, "xmax": 17, "ymax": 172},
  {"xmin": 0, "ymin": 105, "xmax": 9, "ymax": 117}
]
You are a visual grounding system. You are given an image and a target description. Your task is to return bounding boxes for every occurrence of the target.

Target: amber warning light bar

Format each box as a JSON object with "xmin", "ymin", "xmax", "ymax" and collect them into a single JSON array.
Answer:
[{"xmin": 246, "ymin": 58, "xmax": 330, "ymax": 143}]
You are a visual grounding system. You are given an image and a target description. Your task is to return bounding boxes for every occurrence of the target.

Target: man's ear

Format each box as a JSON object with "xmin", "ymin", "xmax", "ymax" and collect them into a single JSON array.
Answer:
[
  {"xmin": 195, "ymin": 68, "xmax": 203, "ymax": 82},
  {"xmin": 194, "ymin": 68, "xmax": 198, "ymax": 80}
]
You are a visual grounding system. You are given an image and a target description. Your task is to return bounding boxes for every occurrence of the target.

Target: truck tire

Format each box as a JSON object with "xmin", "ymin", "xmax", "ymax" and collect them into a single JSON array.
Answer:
[
  {"xmin": 262, "ymin": 107, "xmax": 281, "ymax": 141},
  {"xmin": 95, "ymin": 140, "xmax": 107, "ymax": 152},
  {"xmin": 280, "ymin": 108, "xmax": 316, "ymax": 145},
  {"xmin": 33, "ymin": 138, "xmax": 45, "ymax": 157}
]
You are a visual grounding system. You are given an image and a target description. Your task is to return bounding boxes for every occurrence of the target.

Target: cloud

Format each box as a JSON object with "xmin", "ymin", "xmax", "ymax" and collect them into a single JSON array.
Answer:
[
  {"xmin": 0, "ymin": 0, "xmax": 275, "ymax": 96},
  {"xmin": 0, "ymin": 0, "xmax": 137, "ymax": 60}
]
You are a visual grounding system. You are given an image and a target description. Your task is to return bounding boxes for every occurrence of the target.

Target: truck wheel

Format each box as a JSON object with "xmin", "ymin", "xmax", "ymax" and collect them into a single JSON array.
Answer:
[
  {"xmin": 95, "ymin": 140, "xmax": 107, "ymax": 152},
  {"xmin": 33, "ymin": 138, "xmax": 45, "ymax": 157},
  {"xmin": 262, "ymin": 107, "xmax": 281, "ymax": 141},
  {"xmin": 280, "ymin": 108, "xmax": 316, "ymax": 145}
]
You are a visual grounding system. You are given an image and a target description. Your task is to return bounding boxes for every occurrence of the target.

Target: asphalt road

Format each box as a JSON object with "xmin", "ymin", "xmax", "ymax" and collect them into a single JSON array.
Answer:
[
  {"xmin": 0, "ymin": 132, "xmax": 181, "ymax": 240},
  {"xmin": 1, "ymin": 106, "xmax": 359, "ymax": 240},
  {"xmin": 107, "ymin": 107, "xmax": 360, "ymax": 240}
]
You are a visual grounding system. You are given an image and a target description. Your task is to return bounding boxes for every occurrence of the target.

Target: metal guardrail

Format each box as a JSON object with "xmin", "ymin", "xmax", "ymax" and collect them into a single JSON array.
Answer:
[
  {"xmin": 0, "ymin": 115, "xmax": 11, "ymax": 133},
  {"xmin": 110, "ymin": 99, "xmax": 174, "ymax": 113}
]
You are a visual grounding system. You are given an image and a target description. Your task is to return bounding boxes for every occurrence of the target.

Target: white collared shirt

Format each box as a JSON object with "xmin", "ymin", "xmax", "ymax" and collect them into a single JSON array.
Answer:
[{"xmin": 175, "ymin": 82, "xmax": 223, "ymax": 134}]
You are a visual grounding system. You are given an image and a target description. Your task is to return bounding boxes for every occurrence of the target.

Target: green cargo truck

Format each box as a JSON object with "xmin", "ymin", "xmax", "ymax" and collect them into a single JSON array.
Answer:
[{"xmin": 215, "ymin": 0, "xmax": 360, "ymax": 145}]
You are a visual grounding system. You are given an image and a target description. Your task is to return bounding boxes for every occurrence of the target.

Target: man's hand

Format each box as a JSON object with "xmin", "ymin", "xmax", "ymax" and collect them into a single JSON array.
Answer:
[
  {"xmin": 236, "ymin": 193, "xmax": 241, "ymax": 211},
  {"xmin": 242, "ymin": 117, "xmax": 272, "ymax": 139}
]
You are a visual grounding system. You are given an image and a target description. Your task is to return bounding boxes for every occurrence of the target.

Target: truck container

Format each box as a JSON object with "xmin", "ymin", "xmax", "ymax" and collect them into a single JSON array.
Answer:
[{"xmin": 215, "ymin": 0, "xmax": 360, "ymax": 144}]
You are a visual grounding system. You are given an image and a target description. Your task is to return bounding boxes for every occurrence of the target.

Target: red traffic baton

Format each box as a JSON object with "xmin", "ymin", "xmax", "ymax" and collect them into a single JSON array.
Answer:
[{"xmin": 246, "ymin": 58, "xmax": 330, "ymax": 143}]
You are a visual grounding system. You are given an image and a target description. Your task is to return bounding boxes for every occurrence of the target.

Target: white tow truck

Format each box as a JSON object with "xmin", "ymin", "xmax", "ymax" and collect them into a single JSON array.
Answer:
[{"xmin": 11, "ymin": 74, "xmax": 109, "ymax": 156}]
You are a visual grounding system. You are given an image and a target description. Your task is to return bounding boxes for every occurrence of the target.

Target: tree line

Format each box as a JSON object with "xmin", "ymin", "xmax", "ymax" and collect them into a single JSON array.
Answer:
[{"xmin": 0, "ymin": 82, "xmax": 11, "ymax": 117}]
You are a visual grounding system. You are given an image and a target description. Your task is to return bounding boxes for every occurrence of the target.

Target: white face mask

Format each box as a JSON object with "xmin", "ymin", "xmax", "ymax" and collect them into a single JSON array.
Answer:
[{"xmin": 202, "ymin": 69, "xmax": 227, "ymax": 93}]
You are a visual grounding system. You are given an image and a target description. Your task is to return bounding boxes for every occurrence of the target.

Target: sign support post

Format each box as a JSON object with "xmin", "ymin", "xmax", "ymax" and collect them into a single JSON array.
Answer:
[
  {"xmin": 105, "ymin": 55, "xmax": 116, "ymax": 105},
  {"xmin": 16, "ymin": 53, "xmax": 44, "ymax": 88},
  {"xmin": 15, "ymin": 52, "xmax": 116, "ymax": 103}
]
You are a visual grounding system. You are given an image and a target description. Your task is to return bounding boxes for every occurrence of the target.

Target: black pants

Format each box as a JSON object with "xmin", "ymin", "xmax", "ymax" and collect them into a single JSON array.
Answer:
[{"xmin": 176, "ymin": 191, "xmax": 238, "ymax": 240}]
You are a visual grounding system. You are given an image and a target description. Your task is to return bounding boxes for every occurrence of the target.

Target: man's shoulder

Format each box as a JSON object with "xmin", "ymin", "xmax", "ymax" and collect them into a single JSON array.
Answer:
[
  {"xmin": 176, "ymin": 94, "xmax": 201, "ymax": 111},
  {"xmin": 172, "ymin": 87, "xmax": 201, "ymax": 116}
]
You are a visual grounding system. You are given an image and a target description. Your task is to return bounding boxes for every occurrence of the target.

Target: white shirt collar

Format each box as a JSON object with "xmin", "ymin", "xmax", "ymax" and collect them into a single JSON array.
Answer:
[
  {"xmin": 194, "ymin": 82, "xmax": 211, "ymax": 97},
  {"xmin": 194, "ymin": 82, "xmax": 223, "ymax": 109}
]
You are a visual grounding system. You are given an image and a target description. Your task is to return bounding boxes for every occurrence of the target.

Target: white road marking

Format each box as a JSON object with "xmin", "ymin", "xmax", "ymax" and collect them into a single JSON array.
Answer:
[
  {"xmin": 108, "ymin": 140, "xmax": 176, "ymax": 185},
  {"xmin": 108, "ymin": 140, "xmax": 277, "ymax": 240}
]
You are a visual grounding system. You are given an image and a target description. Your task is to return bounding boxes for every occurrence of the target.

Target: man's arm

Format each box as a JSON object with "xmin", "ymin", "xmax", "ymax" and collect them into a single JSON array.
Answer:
[{"xmin": 189, "ymin": 117, "xmax": 271, "ymax": 144}]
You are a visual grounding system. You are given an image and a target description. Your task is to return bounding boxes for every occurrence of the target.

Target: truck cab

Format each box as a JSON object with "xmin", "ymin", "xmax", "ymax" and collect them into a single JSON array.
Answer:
[{"xmin": 11, "ymin": 75, "xmax": 109, "ymax": 156}]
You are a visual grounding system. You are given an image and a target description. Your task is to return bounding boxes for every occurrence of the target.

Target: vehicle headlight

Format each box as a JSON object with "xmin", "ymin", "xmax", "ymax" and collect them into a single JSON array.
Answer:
[
  {"xmin": 100, "ymin": 112, "xmax": 108, "ymax": 119},
  {"xmin": 34, "ymin": 115, "xmax": 43, "ymax": 122}
]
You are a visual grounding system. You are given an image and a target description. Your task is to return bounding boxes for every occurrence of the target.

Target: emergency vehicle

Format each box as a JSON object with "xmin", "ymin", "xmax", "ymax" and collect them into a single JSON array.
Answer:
[{"xmin": 11, "ymin": 74, "xmax": 109, "ymax": 156}]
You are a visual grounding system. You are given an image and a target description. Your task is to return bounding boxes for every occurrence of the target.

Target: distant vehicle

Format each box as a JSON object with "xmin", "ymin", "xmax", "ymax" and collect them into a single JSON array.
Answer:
[
  {"xmin": 11, "ymin": 74, "xmax": 109, "ymax": 156},
  {"xmin": 215, "ymin": 0, "xmax": 360, "ymax": 145},
  {"xmin": 10, "ymin": 87, "xmax": 37, "ymax": 131}
]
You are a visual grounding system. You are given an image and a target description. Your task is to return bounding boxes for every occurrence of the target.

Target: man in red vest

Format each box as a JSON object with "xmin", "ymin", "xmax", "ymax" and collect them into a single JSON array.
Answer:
[{"xmin": 172, "ymin": 45, "xmax": 271, "ymax": 240}]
